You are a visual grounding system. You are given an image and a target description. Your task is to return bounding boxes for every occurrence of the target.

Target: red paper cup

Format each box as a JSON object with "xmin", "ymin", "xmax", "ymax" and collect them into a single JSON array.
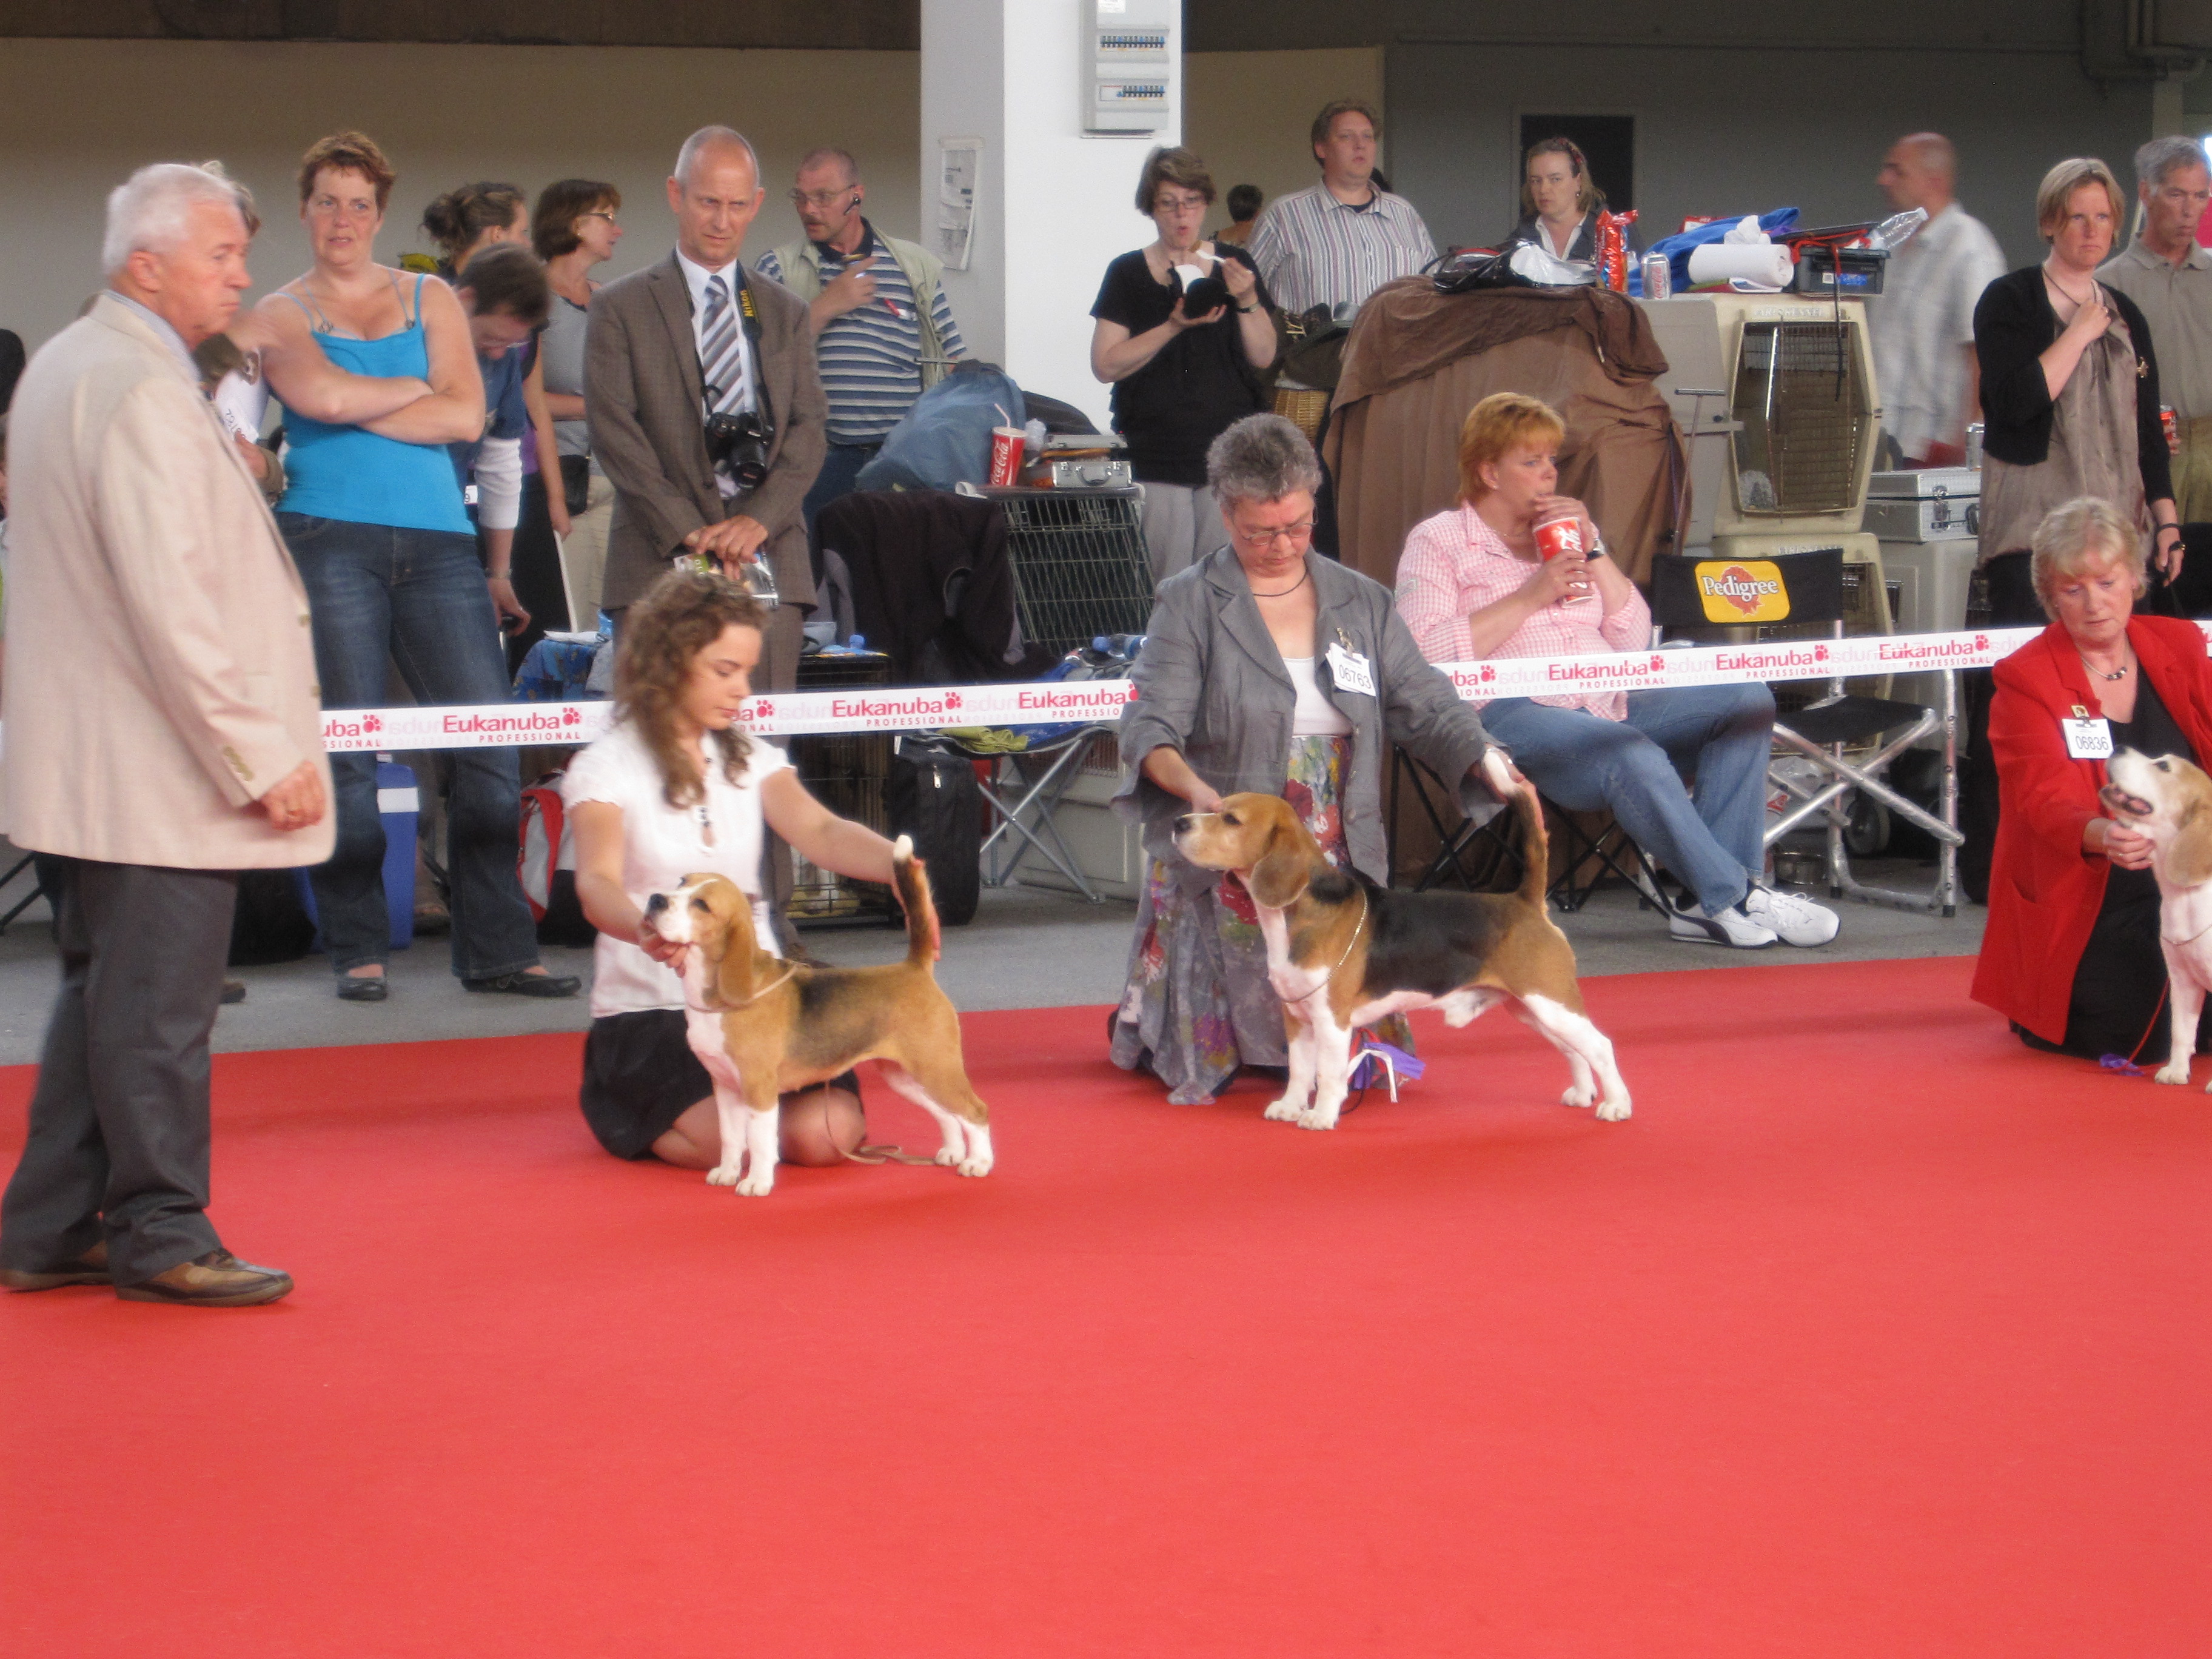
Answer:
[
  {"xmin": 1535, "ymin": 515, "xmax": 1584, "ymax": 561},
  {"xmin": 988, "ymin": 426, "xmax": 1025, "ymax": 487}
]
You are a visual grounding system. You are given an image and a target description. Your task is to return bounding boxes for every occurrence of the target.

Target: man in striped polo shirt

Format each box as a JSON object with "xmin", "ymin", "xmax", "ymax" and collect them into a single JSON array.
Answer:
[
  {"xmin": 1248, "ymin": 98, "xmax": 1438, "ymax": 322},
  {"xmin": 757, "ymin": 147, "xmax": 966, "ymax": 528}
]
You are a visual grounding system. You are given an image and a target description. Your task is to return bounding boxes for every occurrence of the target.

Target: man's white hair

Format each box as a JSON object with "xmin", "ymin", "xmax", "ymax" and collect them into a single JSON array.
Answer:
[
  {"xmin": 102, "ymin": 163, "xmax": 243, "ymax": 276},
  {"xmin": 673, "ymin": 126, "xmax": 761, "ymax": 190}
]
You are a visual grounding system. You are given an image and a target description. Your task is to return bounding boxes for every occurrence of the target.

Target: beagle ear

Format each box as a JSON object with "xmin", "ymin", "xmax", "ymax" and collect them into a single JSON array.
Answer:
[
  {"xmin": 1246, "ymin": 810, "xmax": 1315, "ymax": 908},
  {"xmin": 2170, "ymin": 790, "xmax": 2212, "ymax": 888},
  {"xmin": 707, "ymin": 886, "xmax": 761, "ymax": 1010}
]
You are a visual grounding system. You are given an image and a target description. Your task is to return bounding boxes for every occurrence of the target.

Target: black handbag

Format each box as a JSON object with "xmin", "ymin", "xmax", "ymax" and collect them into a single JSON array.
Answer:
[{"xmin": 557, "ymin": 454, "xmax": 592, "ymax": 518}]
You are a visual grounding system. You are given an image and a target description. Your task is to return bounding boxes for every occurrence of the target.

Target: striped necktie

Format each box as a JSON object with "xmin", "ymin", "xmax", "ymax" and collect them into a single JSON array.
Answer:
[{"xmin": 699, "ymin": 273, "xmax": 751, "ymax": 415}]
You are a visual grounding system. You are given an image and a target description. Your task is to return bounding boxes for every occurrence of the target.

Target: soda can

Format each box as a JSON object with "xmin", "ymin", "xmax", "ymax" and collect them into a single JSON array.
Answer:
[
  {"xmin": 1641, "ymin": 250, "xmax": 1672, "ymax": 300},
  {"xmin": 2162, "ymin": 403, "xmax": 2180, "ymax": 455}
]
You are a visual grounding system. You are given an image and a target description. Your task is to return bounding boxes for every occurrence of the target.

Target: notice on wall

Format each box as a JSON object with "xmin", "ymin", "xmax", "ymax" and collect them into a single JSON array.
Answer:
[{"xmin": 937, "ymin": 136, "xmax": 980, "ymax": 271}]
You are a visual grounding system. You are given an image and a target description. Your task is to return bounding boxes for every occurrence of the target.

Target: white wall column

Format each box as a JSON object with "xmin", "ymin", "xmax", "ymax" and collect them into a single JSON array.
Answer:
[{"xmin": 920, "ymin": 0, "xmax": 1181, "ymax": 431}]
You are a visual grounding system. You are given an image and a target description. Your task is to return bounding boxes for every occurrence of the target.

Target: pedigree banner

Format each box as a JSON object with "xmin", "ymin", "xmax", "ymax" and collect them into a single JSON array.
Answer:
[{"xmin": 320, "ymin": 624, "xmax": 2163, "ymax": 750}]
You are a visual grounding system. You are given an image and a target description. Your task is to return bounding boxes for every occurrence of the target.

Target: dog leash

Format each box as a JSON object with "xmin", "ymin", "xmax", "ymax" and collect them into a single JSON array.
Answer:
[
  {"xmin": 1323, "ymin": 892, "xmax": 1369, "ymax": 990},
  {"xmin": 683, "ymin": 959, "xmax": 800, "ymax": 1014}
]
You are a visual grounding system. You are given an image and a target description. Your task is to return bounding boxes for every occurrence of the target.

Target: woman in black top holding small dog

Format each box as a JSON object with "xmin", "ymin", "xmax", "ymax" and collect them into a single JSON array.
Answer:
[{"xmin": 1092, "ymin": 146, "xmax": 1278, "ymax": 586}]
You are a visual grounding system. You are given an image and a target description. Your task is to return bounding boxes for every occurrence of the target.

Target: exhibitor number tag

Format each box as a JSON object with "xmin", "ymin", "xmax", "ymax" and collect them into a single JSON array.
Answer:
[
  {"xmin": 2063, "ymin": 716, "xmax": 2113, "ymax": 760},
  {"xmin": 1326, "ymin": 643, "xmax": 1375, "ymax": 697}
]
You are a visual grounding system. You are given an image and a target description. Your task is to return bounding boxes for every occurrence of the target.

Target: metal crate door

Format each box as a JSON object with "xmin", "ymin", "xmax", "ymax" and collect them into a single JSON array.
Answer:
[{"xmin": 988, "ymin": 487, "xmax": 1155, "ymax": 659}]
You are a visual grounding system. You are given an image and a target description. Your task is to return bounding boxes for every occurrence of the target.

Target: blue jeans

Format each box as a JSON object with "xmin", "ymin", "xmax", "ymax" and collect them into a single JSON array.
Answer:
[
  {"xmin": 802, "ymin": 441, "xmax": 881, "ymax": 537},
  {"xmin": 1479, "ymin": 683, "xmax": 1775, "ymax": 916},
  {"xmin": 279, "ymin": 514, "xmax": 541, "ymax": 980}
]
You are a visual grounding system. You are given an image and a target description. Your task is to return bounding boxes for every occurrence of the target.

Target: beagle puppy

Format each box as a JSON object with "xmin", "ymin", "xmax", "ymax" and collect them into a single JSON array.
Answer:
[
  {"xmin": 2100, "ymin": 746, "xmax": 2212, "ymax": 1088},
  {"xmin": 1172, "ymin": 772, "xmax": 1630, "ymax": 1130},
  {"xmin": 642, "ymin": 837, "xmax": 993, "ymax": 1195}
]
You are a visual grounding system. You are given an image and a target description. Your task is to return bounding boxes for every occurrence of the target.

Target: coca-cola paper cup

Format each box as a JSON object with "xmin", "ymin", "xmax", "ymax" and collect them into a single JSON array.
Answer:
[
  {"xmin": 988, "ymin": 426, "xmax": 1025, "ymax": 487},
  {"xmin": 1535, "ymin": 515, "xmax": 1584, "ymax": 561}
]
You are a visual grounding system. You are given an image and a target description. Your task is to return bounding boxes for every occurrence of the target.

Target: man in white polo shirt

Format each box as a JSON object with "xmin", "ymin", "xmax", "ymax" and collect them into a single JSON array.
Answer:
[
  {"xmin": 1869, "ymin": 132, "xmax": 2005, "ymax": 469},
  {"xmin": 2100, "ymin": 135, "xmax": 2212, "ymax": 523},
  {"xmin": 1248, "ymin": 98, "xmax": 1437, "ymax": 323}
]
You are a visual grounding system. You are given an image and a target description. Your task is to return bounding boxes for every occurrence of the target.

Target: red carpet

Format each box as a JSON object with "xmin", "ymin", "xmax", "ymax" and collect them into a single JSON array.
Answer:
[{"xmin": 3, "ymin": 955, "xmax": 2210, "ymax": 1657}]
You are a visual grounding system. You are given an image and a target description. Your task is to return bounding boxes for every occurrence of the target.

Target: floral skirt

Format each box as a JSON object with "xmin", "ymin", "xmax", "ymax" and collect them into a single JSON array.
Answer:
[{"xmin": 1110, "ymin": 735, "xmax": 1413, "ymax": 1105}]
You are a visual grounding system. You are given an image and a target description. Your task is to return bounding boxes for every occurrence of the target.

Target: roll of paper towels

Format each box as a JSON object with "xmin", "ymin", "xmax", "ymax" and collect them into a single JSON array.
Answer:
[{"xmin": 1686, "ymin": 243, "xmax": 1795, "ymax": 289}]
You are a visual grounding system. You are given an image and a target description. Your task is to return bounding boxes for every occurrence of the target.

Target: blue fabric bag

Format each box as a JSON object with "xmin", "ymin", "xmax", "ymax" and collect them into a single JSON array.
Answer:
[
  {"xmin": 854, "ymin": 363, "xmax": 1026, "ymax": 493},
  {"xmin": 1628, "ymin": 209, "xmax": 1801, "ymax": 297}
]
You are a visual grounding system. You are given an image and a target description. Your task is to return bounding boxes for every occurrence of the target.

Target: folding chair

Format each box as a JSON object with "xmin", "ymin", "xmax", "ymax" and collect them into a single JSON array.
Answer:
[
  {"xmin": 1387, "ymin": 748, "xmax": 1666, "ymax": 911},
  {"xmin": 942, "ymin": 722, "xmax": 1119, "ymax": 903},
  {"xmin": 0, "ymin": 853, "xmax": 44, "ymax": 933},
  {"xmin": 1649, "ymin": 548, "xmax": 1963, "ymax": 917}
]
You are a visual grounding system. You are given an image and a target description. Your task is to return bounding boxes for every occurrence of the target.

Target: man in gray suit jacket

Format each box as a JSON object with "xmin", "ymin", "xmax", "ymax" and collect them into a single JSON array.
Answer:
[
  {"xmin": 1, "ymin": 165, "xmax": 333, "ymax": 1307},
  {"xmin": 586, "ymin": 124, "xmax": 826, "ymax": 692}
]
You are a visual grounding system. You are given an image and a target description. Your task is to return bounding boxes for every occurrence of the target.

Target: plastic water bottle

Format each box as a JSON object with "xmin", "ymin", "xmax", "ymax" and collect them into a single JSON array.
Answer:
[
  {"xmin": 1091, "ymin": 634, "xmax": 1145, "ymax": 663},
  {"xmin": 1866, "ymin": 208, "xmax": 1928, "ymax": 252}
]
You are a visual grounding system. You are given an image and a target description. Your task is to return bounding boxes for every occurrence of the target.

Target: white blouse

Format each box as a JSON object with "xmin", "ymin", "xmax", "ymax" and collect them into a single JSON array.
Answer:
[
  {"xmin": 561, "ymin": 720, "xmax": 789, "ymax": 1018},
  {"xmin": 1282, "ymin": 655, "xmax": 1355, "ymax": 737}
]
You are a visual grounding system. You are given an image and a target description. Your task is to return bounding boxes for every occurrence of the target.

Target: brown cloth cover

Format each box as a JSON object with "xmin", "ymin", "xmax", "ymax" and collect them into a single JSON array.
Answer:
[{"xmin": 1324, "ymin": 280, "xmax": 1685, "ymax": 588}]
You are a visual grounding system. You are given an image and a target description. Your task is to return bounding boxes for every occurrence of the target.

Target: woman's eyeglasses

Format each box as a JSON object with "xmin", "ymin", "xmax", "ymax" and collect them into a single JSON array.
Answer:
[{"xmin": 1232, "ymin": 521, "xmax": 1314, "ymax": 549}]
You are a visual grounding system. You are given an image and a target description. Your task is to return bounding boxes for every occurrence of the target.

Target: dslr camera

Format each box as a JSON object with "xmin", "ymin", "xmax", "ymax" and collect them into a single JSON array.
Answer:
[{"xmin": 704, "ymin": 408, "xmax": 775, "ymax": 491}]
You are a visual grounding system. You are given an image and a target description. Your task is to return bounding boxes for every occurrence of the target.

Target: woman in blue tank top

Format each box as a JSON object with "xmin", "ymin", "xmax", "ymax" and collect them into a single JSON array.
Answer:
[{"xmin": 252, "ymin": 130, "xmax": 578, "ymax": 1006}]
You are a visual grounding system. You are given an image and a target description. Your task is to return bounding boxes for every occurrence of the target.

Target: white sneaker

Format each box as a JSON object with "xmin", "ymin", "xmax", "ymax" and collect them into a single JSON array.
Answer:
[
  {"xmin": 1742, "ymin": 884, "xmax": 1840, "ymax": 947},
  {"xmin": 1667, "ymin": 900, "xmax": 1777, "ymax": 948}
]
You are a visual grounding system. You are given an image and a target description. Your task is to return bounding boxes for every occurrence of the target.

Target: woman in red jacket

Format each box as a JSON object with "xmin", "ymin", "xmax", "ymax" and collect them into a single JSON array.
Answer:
[{"xmin": 1972, "ymin": 497, "xmax": 2212, "ymax": 1059}]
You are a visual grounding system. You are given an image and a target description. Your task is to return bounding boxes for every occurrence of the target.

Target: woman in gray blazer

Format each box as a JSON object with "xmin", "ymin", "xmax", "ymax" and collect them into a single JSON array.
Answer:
[{"xmin": 1110, "ymin": 414, "xmax": 1516, "ymax": 1104}]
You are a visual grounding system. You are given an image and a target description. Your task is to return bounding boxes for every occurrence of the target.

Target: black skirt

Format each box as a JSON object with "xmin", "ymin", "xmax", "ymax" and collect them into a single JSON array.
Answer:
[{"xmin": 579, "ymin": 1009, "xmax": 863, "ymax": 1160}]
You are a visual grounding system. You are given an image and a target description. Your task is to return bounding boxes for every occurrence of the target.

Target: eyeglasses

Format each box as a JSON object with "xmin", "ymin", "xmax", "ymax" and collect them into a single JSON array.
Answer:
[
  {"xmin": 788, "ymin": 188, "xmax": 858, "ymax": 209},
  {"xmin": 1232, "ymin": 520, "xmax": 1315, "ymax": 549},
  {"xmin": 2159, "ymin": 187, "xmax": 2212, "ymax": 209},
  {"xmin": 578, "ymin": 210, "xmax": 619, "ymax": 226}
]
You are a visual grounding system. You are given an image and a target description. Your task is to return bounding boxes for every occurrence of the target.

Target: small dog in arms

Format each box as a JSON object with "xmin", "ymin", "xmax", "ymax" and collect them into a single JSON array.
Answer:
[
  {"xmin": 1171, "ymin": 750, "xmax": 1629, "ymax": 1129},
  {"xmin": 641, "ymin": 837, "xmax": 993, "ymax": 1194},
  {"xmin": 2100, "ymin": 746, "xmax": 2212, "ymax": 1087}
]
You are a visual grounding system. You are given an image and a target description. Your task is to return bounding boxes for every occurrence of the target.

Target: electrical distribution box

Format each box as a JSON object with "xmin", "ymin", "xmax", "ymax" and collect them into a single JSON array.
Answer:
[{"xmin": 1084, "ymin": 0, "xmax": 1175, "ymax": 135}]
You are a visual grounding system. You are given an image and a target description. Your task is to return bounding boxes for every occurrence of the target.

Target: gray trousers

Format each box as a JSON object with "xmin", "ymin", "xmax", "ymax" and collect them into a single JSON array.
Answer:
[
  {"xmin": 1139, "ymin": 483, "xmax": 1221, "ymax": 588},
  {"xmin": 0, "ymin": 858, "xmax": 237, "ymax": 1284}
]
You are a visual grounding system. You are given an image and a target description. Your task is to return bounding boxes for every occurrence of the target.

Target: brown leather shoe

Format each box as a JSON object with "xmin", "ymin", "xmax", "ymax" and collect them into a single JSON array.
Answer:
[
  {"xmin": 1, "ymin": 1239, "xmax": 112, "ymax": 1292},
  {"xmin": 116, "ymin": 1248, "xmax": 293, "ymax": 1307}
]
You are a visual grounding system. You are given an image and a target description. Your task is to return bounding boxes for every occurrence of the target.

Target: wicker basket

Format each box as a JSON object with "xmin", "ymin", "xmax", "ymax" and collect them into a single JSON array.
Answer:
[{"xmin": 1273, "ymin": 386, "xmax": 1330, "ymax": 442}]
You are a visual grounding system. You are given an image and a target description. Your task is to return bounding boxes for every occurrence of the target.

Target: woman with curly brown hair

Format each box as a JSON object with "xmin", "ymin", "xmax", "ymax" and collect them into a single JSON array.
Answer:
[{"xmin": 566, "ymin": 569, "xmax": 900, "ymax": 1169}]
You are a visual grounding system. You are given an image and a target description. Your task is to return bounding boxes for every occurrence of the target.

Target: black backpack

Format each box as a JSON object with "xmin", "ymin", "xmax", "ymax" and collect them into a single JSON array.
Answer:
[{"xmin": 886, "ymin": 741, "xmax": 982, "ymax": 927}]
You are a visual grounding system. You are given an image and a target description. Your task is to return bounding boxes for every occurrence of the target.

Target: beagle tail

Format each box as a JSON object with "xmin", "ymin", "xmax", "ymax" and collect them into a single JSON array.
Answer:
[
  {"xmin": 1511, "ymin": 785, "xmax": 1550, "ymax": 910},
  {"xmin": 891, "ymin": 835, "xmax": 943, "ymax": 967}
]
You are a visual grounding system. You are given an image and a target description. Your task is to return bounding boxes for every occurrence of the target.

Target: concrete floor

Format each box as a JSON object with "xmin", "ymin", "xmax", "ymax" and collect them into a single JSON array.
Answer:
[{"xmin": 0, "ymin": 856, "xmax": 1981, "ymax": 1064}]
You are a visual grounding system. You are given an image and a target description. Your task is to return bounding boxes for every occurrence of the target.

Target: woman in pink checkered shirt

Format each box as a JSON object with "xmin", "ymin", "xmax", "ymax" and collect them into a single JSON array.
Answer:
[{"xmin": 1393, "ymin": 393, "xmax": 1837, "ymax": 949}]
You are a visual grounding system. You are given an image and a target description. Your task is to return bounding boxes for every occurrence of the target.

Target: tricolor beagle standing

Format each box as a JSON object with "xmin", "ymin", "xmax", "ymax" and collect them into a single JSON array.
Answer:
[
  {"xmin": 641, "ymin": 838, "xmax": 993, "ymax": 1195},
  {"xmin": 2100, "ymin": 746, "xmax": 2212, "ymax": 1088},
  {"xmin": 1172, "ymin": 760, "xmax": 1630, "ymax": 1130}
]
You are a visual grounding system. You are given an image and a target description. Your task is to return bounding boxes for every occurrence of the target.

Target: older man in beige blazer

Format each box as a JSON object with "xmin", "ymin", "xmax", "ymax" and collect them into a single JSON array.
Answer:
[{"xmin": 0, "ymin": 164, "xmax": 332, "ymax": 1309}]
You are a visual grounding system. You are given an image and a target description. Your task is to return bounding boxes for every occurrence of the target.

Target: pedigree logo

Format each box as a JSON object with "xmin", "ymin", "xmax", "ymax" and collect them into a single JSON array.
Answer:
[{"xmin": 1695, "ymin": 560, "xmax": 1790, "ymax": 624}]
